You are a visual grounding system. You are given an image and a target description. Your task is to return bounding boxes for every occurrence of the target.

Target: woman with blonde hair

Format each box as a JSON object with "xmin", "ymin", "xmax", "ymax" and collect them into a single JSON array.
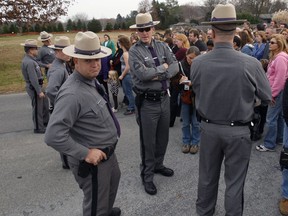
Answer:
[
  {"xmin": 280, "ymin": 28, "xmax": 288, "ymax": 43},
  {"xmin": 174, "ymin": 33, "xmax": 190, "ymax": 61},
  {"xmin": 169, "ymin": 33, "xmax": 190, "ymax": 127},
  {"xmin": 256, "ymin": 34, "xmax": 288, "ymax": 152}
]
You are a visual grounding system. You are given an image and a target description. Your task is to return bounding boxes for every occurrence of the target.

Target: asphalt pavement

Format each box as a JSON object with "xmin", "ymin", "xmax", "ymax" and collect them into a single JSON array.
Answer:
[{"xmin": 0, "ymin": 92, "xmax": 284, "ymax": 216}]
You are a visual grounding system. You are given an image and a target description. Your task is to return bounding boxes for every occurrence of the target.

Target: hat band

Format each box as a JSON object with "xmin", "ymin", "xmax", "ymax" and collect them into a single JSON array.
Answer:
[
  {"xmin": 211, "ymin": 17, "xmax": 236, "ymax": 22},
  {"xmin": 41, "ymin": 36, "xmax": 50, "ymax": 40},
  {"xmin": 25, "ymin": 44, "xmax": 37, "ymax": 48},
  {"xmin": 74, "ymin": 47, "xmax": 107, "ymax": 56},
  {"xmin": 136, "ymin": 21, "xmax": 154, "ymax": 28},
  {"xmin": 55, "ymin": 44, "xmax": 67, "ymax": 48}
]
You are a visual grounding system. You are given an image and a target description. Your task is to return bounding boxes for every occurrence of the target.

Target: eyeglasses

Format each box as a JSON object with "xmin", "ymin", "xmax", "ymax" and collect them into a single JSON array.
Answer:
[
  {"xmin": 270, "ymin": 41, "xmax": 277, "ymax": 45},
  {"xmin": 138, "ymin": 27, "xmax": 151, "ymax": 33}
]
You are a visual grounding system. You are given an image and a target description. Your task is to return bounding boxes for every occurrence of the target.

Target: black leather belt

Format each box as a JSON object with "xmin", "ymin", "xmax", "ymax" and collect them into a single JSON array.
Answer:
[
  {"xmin": 143, "ymin": 91, "xmax": 167, "ymax": 101},
  {"xmin": 200, "ymin": 117, "xmax": 251, "ymax": 127}
]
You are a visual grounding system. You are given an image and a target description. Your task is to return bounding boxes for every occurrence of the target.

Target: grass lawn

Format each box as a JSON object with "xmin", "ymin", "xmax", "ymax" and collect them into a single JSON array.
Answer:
[{"xmin": 0, "ymin": 31, "xmax": 136, "ymax": 94}]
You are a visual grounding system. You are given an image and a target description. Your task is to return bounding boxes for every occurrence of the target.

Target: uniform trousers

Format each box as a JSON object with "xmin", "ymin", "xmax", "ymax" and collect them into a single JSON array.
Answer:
[
  {"xmin": 196, "ymin": 122, "xmax": 251, "ymax": 216},
  {"xmin": 138, "ymin": 95, "xmax": 170, "ymax": 182},
  {"xmin": 69, "ymin": 154, "xmax": 120, "ymax": 216},
  {"xmin": 26, "ymin": 87, "xmax": 49, "ymax": 130}
]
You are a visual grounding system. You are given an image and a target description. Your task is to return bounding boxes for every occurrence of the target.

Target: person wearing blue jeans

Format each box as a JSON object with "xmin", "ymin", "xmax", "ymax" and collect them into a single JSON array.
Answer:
[
  {"xmin": 280, "ymin": 125, "xmax": 288, "ymax": 215},
  {"xmin": 256, "ymin": 91, "xmax": 284, "ymax": 151},
  {"xmin": 178, "ymin": 46, "xmax": 201, "ymax": 154},
  {"xmin": 256, "ymin": 34, "xmax": 288, "ymax": 152},
  {"xmin": 181, "ymin": 103, "xmax": 200, "ymax": 154},
  {"xmin": 118, "ymin": 36, "xmax": 135, "ymax": 115},
  {"xmin": 121, "ymin": 73, "xmax": 135, "ymax": 114}
]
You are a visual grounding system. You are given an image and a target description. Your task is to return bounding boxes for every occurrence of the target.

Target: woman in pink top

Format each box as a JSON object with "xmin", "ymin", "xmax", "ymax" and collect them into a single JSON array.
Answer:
[{"xmin": 256, "ymin": 34, "xmax": 288, "ymax": 152}]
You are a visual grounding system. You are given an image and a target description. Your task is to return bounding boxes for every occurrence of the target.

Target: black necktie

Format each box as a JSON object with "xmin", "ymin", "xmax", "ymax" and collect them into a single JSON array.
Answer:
[
  {"xmin": 95, "ymin": 80, "xmax": 121, "ymax": 137},
  {"xmin": 147, "ymin": 46, "xmax": 167, "ymax": 90}
]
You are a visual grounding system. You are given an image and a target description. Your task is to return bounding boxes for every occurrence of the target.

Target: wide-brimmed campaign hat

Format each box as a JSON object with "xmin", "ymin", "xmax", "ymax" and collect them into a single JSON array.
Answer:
[
  {"xmin": 49, "ymin": 36, "xmax": 71, "ymax": 50},
  {"xmin": 202, "ymin": 4, "xmax": 246, "ymax": 25},
  {"xmin": 38, "ymin": 31, "xmax": 53, "ymax": 42},
  {"xmin": 63, "ymin": 31, "xmax": 112, "ymax": 59},
  {"xmin": 20, "ymin": 39, "xmax": 39, "ymax": 48},
  {"xmin": 129, "ymin": 13, "xmax": 160, "ymax": 29}
]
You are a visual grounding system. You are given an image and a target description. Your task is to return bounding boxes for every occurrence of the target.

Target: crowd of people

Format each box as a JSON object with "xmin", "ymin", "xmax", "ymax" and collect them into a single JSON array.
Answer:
[{"xmin": 19, "ymin": 3, "xmax": 288, "ymax": 216}]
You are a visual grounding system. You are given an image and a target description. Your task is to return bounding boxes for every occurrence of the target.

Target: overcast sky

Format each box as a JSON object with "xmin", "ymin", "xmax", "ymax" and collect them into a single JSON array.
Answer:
[{"xmin": 63, "ymin": 0, "xmax": 198, "ymax": 20}]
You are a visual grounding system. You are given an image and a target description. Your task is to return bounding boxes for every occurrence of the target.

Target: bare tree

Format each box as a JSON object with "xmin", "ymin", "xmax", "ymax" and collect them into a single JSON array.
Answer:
[
  {"xmin": 138, "ymin": 0, "xmax": 152, "ymax": 13},
  {"xmin": 0, "ymin": 0, "xmax": 74, "ymax": 24},
  {"xmin": 71, "ymin": 13, "xmax": 89, "ymax": 22}
]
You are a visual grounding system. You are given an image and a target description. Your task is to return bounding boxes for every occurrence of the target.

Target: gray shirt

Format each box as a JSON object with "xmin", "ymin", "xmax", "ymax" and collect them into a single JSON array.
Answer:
[
  {"xmin": 190, "ymin": 42, "xmax": 271, "ymax": 123},
  {"xmin": 129, "ymin": 39, "xmax": 178, "ymax": 92},
  {"xmin": 21, "ymin": 54, "xmax": 43, "ymax": 94},
  {"xmin": 46, "ymin": 58, "xmax": 68, "ymax": 107},
  {"xmin": 37, "ymin": 45, "xmax": 55, "ymax": 68},
  {"xmin": 45, "ymin": 71, "xmax": 118, "ymax": 162}
]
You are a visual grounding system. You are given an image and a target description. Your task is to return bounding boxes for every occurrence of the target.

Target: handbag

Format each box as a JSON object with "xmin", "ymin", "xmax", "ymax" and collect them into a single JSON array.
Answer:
[
  {"xmin": 181, "ymin": 90, "xmax": 193, "ymax": 104},
  {"xmin": 178, "ymin": 61, "xmax": 193, "ymax": 104}
]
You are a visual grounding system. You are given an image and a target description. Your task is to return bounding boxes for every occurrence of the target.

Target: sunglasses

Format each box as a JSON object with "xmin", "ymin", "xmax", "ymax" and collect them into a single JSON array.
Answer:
[
  {"xmin": 138, "ymin": 27, "xmax": 151, "ymax": 32},
  {"xmin": 270, "ymin": 41, "xmax": 277, "ymax": 45}
]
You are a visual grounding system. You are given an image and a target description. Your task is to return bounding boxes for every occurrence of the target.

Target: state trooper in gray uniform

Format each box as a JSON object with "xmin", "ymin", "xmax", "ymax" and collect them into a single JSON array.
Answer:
[
  {"xmin": 129, "ymin": 13, "xmax": 178, "ymax": 195},
  {"xmin": 37, "ymin": 31, "xmax": 55, "ymax": 75},
  {"xmin": 45, "ymin": 31, "xmax": 121, "ymax": 216},
  {"xmin": 46, "ymin": 36, "xmax": 71, "ymax": 169},
  {"xmin": 190, "ymin": 4, "xmax": 272, "ymax": 216},
  {"xmin": 21, "ymin": 39, "xmax": 49, "ymax": 134}
]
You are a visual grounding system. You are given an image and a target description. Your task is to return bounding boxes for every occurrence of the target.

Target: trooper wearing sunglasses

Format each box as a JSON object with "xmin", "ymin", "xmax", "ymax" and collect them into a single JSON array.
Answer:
[{"xmin": 129, "ymin": 13, "xmax": 178, "ymax": 195}]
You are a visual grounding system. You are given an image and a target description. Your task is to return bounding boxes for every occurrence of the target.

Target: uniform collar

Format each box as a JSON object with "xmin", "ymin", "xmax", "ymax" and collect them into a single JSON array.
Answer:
[
  {"xmin": 214, "ymin": 42, "xmax": 234, "ymax": 49},
  {"xmin": 73, "ymin": 70, "xmax": 96, "ymax": 87}
]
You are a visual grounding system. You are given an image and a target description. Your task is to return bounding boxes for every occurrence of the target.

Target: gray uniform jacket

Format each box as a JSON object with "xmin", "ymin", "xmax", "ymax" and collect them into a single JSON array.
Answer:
[
  {"xmin": 45, "ymin": 71, "xmax": 118, "ymax": 164},
  {"xmin": 190, "ymin": 42, "xmax": 272, "ymax": 122},
  {"xmin": 21, "ymin": 54, "xmax": 43, "ymax": 95},
  {"xmin": 37, "ymin": 45, "xmax": 55, "ymax": 68},
  {"xmin": 129, "ymin": 39, "xmax": 178, "ymax": 92},
  {"xmin": 46, "ymin": 58, "xmax": 69, "ymax": 107}
]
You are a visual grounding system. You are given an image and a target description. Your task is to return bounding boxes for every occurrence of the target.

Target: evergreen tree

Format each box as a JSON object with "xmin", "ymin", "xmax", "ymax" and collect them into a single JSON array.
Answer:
[
  {"xmin": 2, "ymin": 24, "xmax": 9, "ymax": 33},
  {"xmin": 87, "ymin": 18, "xmax": 102, "ymax": 33},
  {"xmin": 57, "ymin": 22, "xmax": 64, "ymax": 32},
  {"xmin": 105, "ymin": 22, "xmax": 113, "ymax": 31},
  {"xmin": 66, "ymin": 19, "xmax": 73, "ymax": 31},
  {"xmin": 22, "ymin": 25, "xmax": 28, "ymax": 33},
  {"xmin": 82, "ymin": 22, "xmax": 87, "ymax": 31},
  {"xmin": 77, "ymin": 19, "xmax": 82, "ymax": 30},
  {"xmin": 34, "ymin": 23, "xmax": 41, "ymax": 32},
  {"xmin": 29, "ymin": 25, "xmax": 34, "ymax": 32},
  {"xmin": 9, "ymin": 23, "xmax": 18, "ymax": 33}
]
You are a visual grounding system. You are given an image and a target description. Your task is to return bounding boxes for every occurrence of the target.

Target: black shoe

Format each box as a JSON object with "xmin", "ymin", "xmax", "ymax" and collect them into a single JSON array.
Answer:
[
  {"xmin": 109, "ymin": 207, "xmax": 121, "ymax": 216},
  {"xmin": 62, "ymin": 164, "xmax": 70, "ymax": 170},
  {"xmin": 34, "ymin": 129, "xmax": 46, "ymax": 134},
  {"xmin": 143, "ymin": 181, "xmax": 157, "ymax": 195},
  {"xmin": 251, "ymin": 133, "xmax": 262, "ymax": 141},
  {"xmin": 124, "ymin": 109, "xmax": 135, "ymax": 115},
  {"xmin": 154, "ymin": 167, "xmax": 174, "ymax": 177}
]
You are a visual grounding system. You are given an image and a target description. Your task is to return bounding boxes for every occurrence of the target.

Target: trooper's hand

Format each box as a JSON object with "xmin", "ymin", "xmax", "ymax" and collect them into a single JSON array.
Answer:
[
  {"xmin": 38, "ymin": 92, "xmax": 45, "ymax": 98},
  {"xmin": 163, "ymin": 63, "xmax": 168, "ymax": 69},
  {"xmin": 85, "ymin": 149, "xmax": 107, "ymax": 166}
]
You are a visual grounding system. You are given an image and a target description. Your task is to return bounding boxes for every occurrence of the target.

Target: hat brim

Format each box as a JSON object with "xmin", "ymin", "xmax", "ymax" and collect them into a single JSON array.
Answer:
[
  {"xmin": 38, "ymin": 34, "xmax": 53, "ymax": 42},
  {"xmin": 20, "ymin": 43, "xmax": 40, "ymax": 48},
  {"xmin": 201, "ymin": 20, "xmax": 246, "ymax": 25},
  {"xmin": 48, "ymin": 45, "xmax": 66, "ymax": 50},
  {"xmin": 62, "ymin": 45, "xmax": 112, "ymax": 59},
  {"xmin": 129, "ymin": 21, "xmax": 160, "ymax": 29}
]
